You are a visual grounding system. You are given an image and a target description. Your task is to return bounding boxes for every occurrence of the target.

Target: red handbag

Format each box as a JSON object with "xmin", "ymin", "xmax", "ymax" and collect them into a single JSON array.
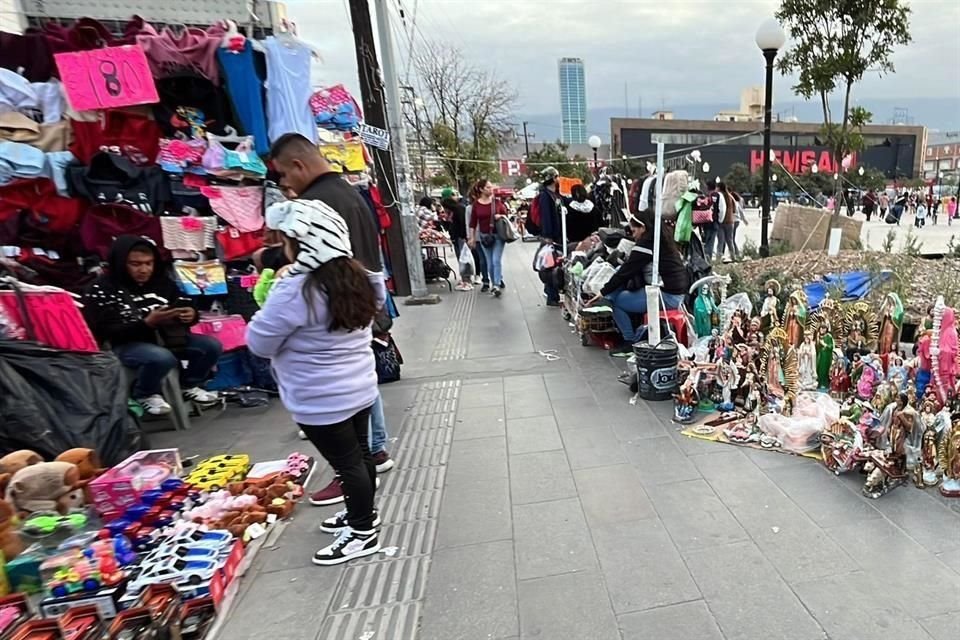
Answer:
[
  {"xmin": 216, "ymin": 226, "xmax": 264, "ymax": 261},
  {"xmin": 692, "ymin": 195, "xmax": 714, "ymax": 226}
]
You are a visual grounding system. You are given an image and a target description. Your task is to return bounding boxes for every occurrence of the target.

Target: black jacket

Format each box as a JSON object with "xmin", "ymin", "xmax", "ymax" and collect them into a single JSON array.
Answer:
[
  {"xmin": 82, "ymin": 235, "xmax": 197, "ymax": 351},
  {"xmin": 300, "ymin": 173, "xmax": 383, "ymax": 273},
  {"xmin": 443, "ymin": 199, "xmax": 468, "ymax": 241},
  {"xmin": 601, "ymin": 236, "xmax": 690, "ymax": 297},
  {"xmin": 67, "ymin": 152, "xmax": 170, "ymax": 215}
]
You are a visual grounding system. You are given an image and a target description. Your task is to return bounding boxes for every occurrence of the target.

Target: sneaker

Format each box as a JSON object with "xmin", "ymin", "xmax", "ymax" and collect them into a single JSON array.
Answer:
[
  {"xmin": 546, "ymin": 300, "xmax": 561, "ymax": 307},
  {"xmin": 609, "ymin": 344, "xmax": 634, "ymax": 358},
  {"xmin": 319, "ymin": 508, "xmax": 382, "ymax": 533},
  {"xmin": 455, "ymin": 282, "xmax": 473, "ymax": 291},
  {"xmin": 297, "ymin": 429, "xmax": 308, "ymax": 440},
  {"xmin": 183, "ymin": 387, "xmax": 219, "ymax": 404},
  {"xmin": 492, "ymin": 286, "xmax": 502, "ymax": 298},
  {"xmin": 373, "ymin": 451, "xmax": 395, "ymax": 473},
  {"xmin": 499, "ymin": 280, "xmax": 506, "ymax": 289},
  {"xmin": 312, "ymin": 527, "xmax": 380, "ymax": 566},
  {"xmin": 138, "ymin": 394, "xmax": 172, "ymax": 416},
  {"xmin": 309, "ymin": 477, "xmax": 344, "ymax": 506},
  {"xmin": 480, "ymin": 283, "xmax": 490, "ymax": 293}
]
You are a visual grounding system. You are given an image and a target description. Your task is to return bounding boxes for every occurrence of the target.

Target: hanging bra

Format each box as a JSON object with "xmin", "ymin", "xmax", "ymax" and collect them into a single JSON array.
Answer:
[
  {"xmin": 158, "ymin": 138, "xmax": 207, "ymax": 174},
  {"xmin": 202, "ymin": 130, "xmax": 266, "ymax": 179},
  {"xmin": 159, "ymin": 215, "xmax": 217, "ymax": 251},
  {"xmin": 201, "ymin": 185, "xmax": 264, "ymax": 232}
]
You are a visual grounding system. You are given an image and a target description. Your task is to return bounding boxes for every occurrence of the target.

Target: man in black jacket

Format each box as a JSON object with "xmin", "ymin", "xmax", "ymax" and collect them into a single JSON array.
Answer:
[{"xmin": 82, "ymin": 236, "xmax": 222, "ymax": 416}]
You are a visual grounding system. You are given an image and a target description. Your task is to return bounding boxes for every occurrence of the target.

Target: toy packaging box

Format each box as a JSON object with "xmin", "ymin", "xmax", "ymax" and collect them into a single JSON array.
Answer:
[{"xmin": 88, "ymin": 450, "xmax": 183, "ymax": 521}]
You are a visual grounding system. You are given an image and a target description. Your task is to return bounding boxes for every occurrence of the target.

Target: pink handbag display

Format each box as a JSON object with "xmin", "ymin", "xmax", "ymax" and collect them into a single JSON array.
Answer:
[
  {"xmin": 0, "ymin": 290, "xmax": 99, "ymax": 352},
  {"xmin": 191, "ymin": 313, "xmax": 247, "ymax": 352}
]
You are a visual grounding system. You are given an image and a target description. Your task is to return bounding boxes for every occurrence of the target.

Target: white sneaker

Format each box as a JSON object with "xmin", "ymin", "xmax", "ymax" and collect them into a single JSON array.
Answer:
[
  {"xmin": 138, "ymin": 394, "xmax": 172, "ymax": 416},
  {"xmin": 183, "ymin": 387, "xmax": 219, "ymax": 404},
  {"xmin": 298, "ymin": 429, "xmax": 308, "ymax": 440}
]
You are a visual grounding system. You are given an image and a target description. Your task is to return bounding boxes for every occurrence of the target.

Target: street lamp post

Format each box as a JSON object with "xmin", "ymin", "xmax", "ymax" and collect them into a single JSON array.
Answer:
[
  {"xmin": 588, "ymin": 135, "xmax": 601, "ymax": 180},
  {"xmin": 755, "ymin": 18, "xmax": 786, "ymax": 258}
]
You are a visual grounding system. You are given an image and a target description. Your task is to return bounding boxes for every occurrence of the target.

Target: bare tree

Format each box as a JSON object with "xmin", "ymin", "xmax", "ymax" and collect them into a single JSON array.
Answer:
[{"xmin": 409, "ymin": 41, "xmax": 518, "ymax": 194}]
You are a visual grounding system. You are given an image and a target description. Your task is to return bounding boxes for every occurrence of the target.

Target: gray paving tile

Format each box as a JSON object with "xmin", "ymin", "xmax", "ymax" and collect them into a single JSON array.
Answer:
[
  {"xmin": 573, "ymin": 464, "xmax": 657, "ymax": 526},
  {"xmin": 622, "ymin": 435, "xmax": 701, "ymax": 486},
  {"xmin": 742, "ymin": 445, "xmax": 811, "ymax": 469},
  {"xmin": 763, "ymin": 462, "xmax": 883, "ymax": 528},
  {"xmin": 543, "ymin": 373, "xmax": 596, "ymax": 400},
  {"xmin": 794, "ymin": 572, "xmax": 936, "ymax": 640},
  {"xmin": 921, "ymin": 613, "xmax": 960, "ymax": 640},
  {"xmin": 593, "ymin": 518, "xmax": 699, "ymax": 614},
  {"xmin": 505, "ymin": 392, "xmax": 555, "ymax": 419},
  {"xmin": 871, "ymin": 488, "xmax": 960, "ymax": 555},
  {"xmin": 666, "ymin": 426, "xmax": 733, "ymax": 456},
  {"xmin": 561, "ymin": 425, "xmax": 628, "ymax": 470},
  {"xmin": 216, "ymin": 566, "xmax": 337, "ymax": 640},
  {"xmin": 445, "ymin": 436, "xmax": 508, "ymax": 485},
  {"xmin": 554, "ymin": 404, "xmax": 612, "ymax": 432},
  {"xmin": 645, "ymin": 479, "xmax": 749, "ymax": 551},
  {"xmin": 518, "ymin": 570, "xmax": 620, "ymax": 640},
  {"xmin": 454, "ymin": 405, "xmax": 506, "ymax": 440},
  {"xmin": 436, "ymin": 478, "xmax": 512, "ymax": 550},
  {"xmin": 513, "ymin": 497, "xmax": 598, "ymax": 580},
  {"xmin": 826, "ymin": 519, "xmax": 960, "ymax": 618},
  {"xmin": 618, "ymin": 601, "xmax": 724, "ymax": 640},
  {"xmin": 509, "ymin": 450, "xmax": 578, "ymax": 505},
  {"xmin": 506, "ymin": 415, "xmax": 563, "ymax": 455},
  {"xmin": 458, "ymin": 382, "xmax": 505, "ymax": 409},
  {"xmin": 420, "ymin": 540, "xmax": 518, "ymax": 640},
  {"xmin": 937, "ymin": 550, "xmax": 960, "ymax": 576},
  {"xmin": 684, "ymin": 541, "xmax": 826, "ymax": 640}
]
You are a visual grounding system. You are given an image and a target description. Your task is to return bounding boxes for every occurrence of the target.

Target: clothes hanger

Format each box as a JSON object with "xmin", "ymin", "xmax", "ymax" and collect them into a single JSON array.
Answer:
[{"xmin": 275, "ymin": 19, "xmax": 321, "ymax": 59}]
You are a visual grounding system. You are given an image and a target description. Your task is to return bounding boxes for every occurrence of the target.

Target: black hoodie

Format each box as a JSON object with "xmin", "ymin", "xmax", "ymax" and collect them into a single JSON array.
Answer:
[{"xmin": 81, "ymin": 235, "xmax": 196, "ymax": 351}]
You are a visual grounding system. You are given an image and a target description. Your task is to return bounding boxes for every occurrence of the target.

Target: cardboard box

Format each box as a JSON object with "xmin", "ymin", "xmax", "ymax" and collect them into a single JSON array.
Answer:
[
  {"xmin": 88, "ymin": 450, "xmax": 182, "ymax": 520},
  {"xmin": 38, "ymin": 581, "xmax": 128, "ymax": 620}
]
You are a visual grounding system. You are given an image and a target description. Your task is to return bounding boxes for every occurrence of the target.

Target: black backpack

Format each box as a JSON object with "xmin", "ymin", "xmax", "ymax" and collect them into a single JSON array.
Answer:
[{"xmin": 683, "ymin": 233, "xmax": 711, "ymax": 306}]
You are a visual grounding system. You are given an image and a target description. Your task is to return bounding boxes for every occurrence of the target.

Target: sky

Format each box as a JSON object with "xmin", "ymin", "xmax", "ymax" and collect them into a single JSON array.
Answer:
[{"xmin": 289, "ymin": 0, "xmax": 960, "ymax": 134}]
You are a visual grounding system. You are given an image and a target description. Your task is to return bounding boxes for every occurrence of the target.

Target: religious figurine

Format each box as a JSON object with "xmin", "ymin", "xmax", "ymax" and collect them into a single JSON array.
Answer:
[
  {"xmin": 729, "ymin": 309, "xmax": 748, "ymax": 345},
  {"xmin": 939, "ymin": 418, "xmax": 960, "ymax": 498},
  {"xmin": 724, "ymin": 412, "xmax": 761, "ymax": 445},
  {"xmin": 915, "ymin": 320, "xmax": 934, "ymax": 400},
  {"xmin": 747, "ymin": 317, "xmax": 763, "ymax": 349},
  {"xmin": 797, "ymin": 335, "xmax": 818, "ymax": 391},
  {"xmin": 715, "ymin": 357, "xmax": 741, "ymax": 411},
  {"xmin": 862, "ymin": 393, "xmax": 912, "ymax": 499},
  {"xmin": 815, "ymin": 325, "xmax": 835, "ymax": 390},
  {"xmin": 693, "ymin": 286, "xmax": 718, "ymax": 338},
  {"xmin": 741, "ymin": 372, "xmax": 760, "ymax": 413},
  {"xmin": 886, "ymin": 354, "xmax": 908, "ymax": 392},
  {"xmin": 853, "ymin": 354, "xmax": 881, "ymax": 401},
  {"xmin": 759, "ymin": 279, "xmax": 781, "ymax": 334},
  {"xmin": 829, "ymin": 350, "xmax": 850, "ymax": 400},
  {"xmin": 673, "ymin": 368, "xmax": 700, "ymax": 424},
  {"xmin": 915, "ymin": 421, "xmax": 942, "ymax": 488},
  {"xmin": 929, "ymin": 300, "xmax": 958, "ymax": 406},
  {"xmin": 877, "ymin": 293, "xmax": 904, "ymax": 368},
  {"xmin": 821, "ymin": 419, "xmax": 868, "ymax": 475},
  {"xmin": 707, "ymin": 329, "xmax": 720, "ymax": 361},
  {"xmin": 844, "ymin": 302, "xmax": 878, "ymax": 361},
  {"xmin": 782, "ymin": 289, "xmax": 808, "ymax": 349}
]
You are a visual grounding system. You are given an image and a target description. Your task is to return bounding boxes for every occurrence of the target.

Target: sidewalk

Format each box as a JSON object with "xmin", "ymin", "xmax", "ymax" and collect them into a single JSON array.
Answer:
[{"xmin": 153, "ymin": 242, "xmax": 960, "ymax": 640}]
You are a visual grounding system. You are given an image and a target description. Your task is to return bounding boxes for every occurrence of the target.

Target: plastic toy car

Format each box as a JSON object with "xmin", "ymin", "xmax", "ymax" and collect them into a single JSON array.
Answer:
[
  {"xmin": 183, "ymin": 472, "xmax": 234, "ymax": 492},
  {"xmin": 49, "ymin": 561, "xmax": 101, "ymax": 598},
  {"xmin": 22, "ymin": 512, "xmax": 88, "ymax": 536},
  {"xmin": 165, "ymin": 527, "xmax": 233, "ymax": 552},
  {"xmin": 200, "ymin": 454, "xmax": 250, "ymax": 471},
  {"xmin": 145, "ymin": 543, "xmax": 220, "ymax": 563},
  {"xmin": 126, "ymin": 557, "xmax": 218, "ymax": 596}
]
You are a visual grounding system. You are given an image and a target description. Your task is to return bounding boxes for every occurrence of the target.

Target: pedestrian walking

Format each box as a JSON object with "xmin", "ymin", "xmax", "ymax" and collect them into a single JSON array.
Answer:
[
  {"xmin": 862, "ymin": 189, "xmax": 877, "ymax": 222},
  {"xmin": 947, "ymin": 196, "xmax": 957, "ymax": 226},
  {"xmin": 718, "ymin": 182, "xmax": 739, "ymax": 262},
  {"xmin": 915, "ymin": 201, "xmax": 927, "ymax": 228},
  {"xmin": 879, "ymin": 191, "xmax": 889, "ymax": 220},
  {"xmin": 442, "ymin": 197, "xmax": 473, "ymax": 291},
  {"xmin": 468, "ymin": 178, "xmax": 509, "ymax": 298},
  {"xmin": 702, "ymin": 180, "xmax": 723, "ymax": 262},
  {"xmin": 732, "ymin": 191, "xmax": 748, "ymax": 254}
]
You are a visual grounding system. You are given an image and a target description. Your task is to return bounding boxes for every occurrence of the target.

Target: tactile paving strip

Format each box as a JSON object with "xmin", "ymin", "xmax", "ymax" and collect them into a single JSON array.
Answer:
[
  {"xmin": 430, "ymin": 292, "xmax": 474, "ymax": 361},
  {"xmin": 317, "ymin": 380, "xmax": 460, "ymax": 640}
]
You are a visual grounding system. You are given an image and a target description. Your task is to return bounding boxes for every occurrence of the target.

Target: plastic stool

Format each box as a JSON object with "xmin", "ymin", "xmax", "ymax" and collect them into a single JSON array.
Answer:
[
  {"xmin": 123, "ymin": 368, "xmax": 192, "ymax": 431},
  {"xmin": 640, "ymin": 308, "xmax": 689, "ymax": 345}
]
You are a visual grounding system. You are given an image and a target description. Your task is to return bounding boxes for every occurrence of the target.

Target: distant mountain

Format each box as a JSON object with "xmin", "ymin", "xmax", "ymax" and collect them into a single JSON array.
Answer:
[{"xmin": 519, "ymin": 97, "xmax": 960, "ymax": 143}]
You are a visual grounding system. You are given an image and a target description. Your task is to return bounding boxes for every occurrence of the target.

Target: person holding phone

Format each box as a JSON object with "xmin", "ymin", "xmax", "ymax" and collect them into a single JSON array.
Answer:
[{"xmin": 82, "ymin": 235, "xmax": 222, "ymax": 416}]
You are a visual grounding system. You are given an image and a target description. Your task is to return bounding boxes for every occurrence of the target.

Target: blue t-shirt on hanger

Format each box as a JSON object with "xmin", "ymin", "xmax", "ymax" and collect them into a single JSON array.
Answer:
[{"xmin": 217, "ymin": 41, "xmax": 270, "ymax": 156}]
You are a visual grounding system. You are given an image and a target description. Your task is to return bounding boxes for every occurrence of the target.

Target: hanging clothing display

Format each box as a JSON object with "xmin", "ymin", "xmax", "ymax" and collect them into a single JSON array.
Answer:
[
  {"xmin": 263, "ymin": 36, "xmax": 318, "ymax": 144},
  {"xmin": 217, "ymin": 42, "xmax": 270, "ymax": 155},
  {"xmin": 137, "ymin": 26, "xmax": 223, "ymax": 84}
]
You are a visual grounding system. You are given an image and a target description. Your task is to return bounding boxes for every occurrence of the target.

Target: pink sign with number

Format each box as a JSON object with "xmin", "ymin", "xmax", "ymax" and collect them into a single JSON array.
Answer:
[{"xmin": 54, "ymin": 45, "xmax": 159, "ymax": 111}]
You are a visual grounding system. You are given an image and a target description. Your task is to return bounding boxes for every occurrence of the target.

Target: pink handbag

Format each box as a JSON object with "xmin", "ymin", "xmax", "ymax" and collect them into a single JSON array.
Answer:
[{"xmin": 191, "ymin": 314, "xmax": 247, "ymax": 352}]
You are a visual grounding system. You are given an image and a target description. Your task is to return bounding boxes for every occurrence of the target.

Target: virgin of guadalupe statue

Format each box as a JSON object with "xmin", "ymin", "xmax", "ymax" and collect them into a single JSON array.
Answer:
[
  {"xmin": 877, "ymin": 293, "xmax": 904, "ymax": 359},
  {"xmin": 939, "ymin": 419, "xmax": 960, "ymax": 497},
  {"xmin": 798, "ymin": 335, "xmax": 818, "ymax": 390},
  {"xmin": 815, "ymin": 326, "xmax": 835, "ymax": 390},
  {"xmin": 783, "ymin": 290, "xmax": 808, "ymax": 349}
]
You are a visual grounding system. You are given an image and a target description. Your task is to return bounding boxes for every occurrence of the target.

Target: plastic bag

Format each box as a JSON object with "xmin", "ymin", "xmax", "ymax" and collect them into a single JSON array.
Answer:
[
  {"xmin": 458, "ymin": 243, "xmax": 475, "ymax": 279},
  {"xmin": 0, "ymin": 340, "xmax": 143, "ymax": 465},
  {"xmin": 582, "ymin": 260, "xmax": 616, "ymax": 295},
  {"xmin": 675, "ymin": 200, "xmax": 693, "ymax": 243},
  {"xmin": 758, "ymin": 392, "xmax": 839, "ymax": 453}
]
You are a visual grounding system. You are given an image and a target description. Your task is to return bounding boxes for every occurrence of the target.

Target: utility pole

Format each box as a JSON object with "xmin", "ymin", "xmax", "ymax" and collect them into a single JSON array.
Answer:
[
  {"xmin": 350, "ymin": 0, "xmax": 437, "ymax": 303},
  {"xmin": 522, "ymin": 121, "xmax": 530, "ymax": 157},
  {"xmin": 347, "ymin": 0, "xmax": 411, "ymax": 297}
]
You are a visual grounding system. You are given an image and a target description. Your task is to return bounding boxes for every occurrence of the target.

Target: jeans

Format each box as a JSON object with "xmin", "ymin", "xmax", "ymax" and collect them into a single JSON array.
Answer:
[
  {"xmin": 480, "ymin": 236, "xmax": 505, "ymax": 287},
  {"xmin": 701, "ymin": 223, "xmax": 719, "ymax": 261},
  {"xmin": 114, "ymin": 334, "xmax": 222, "ymax": 398},
  {"xmin": 605, "ymin": 288, "xmax": 686, "ymax": 343},
  {"xmin": 474, "ymin": 243, "xmax": 488, "ymax": 284},
  {"xmin": 300, "ymin": 406, "xmax": 376, "ymax": 531},
  {"xmin": 369, "ymin": 391, "xmax": 388, "ymax": 454},
  {"xmin": 719, "ymin": 223, "xmax": 738, "ymax": 260}
]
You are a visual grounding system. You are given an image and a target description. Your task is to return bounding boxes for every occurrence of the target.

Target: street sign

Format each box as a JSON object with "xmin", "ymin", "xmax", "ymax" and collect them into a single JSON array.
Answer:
[{"xmin": 355, "ymin": 123, "xmax": 391, "ymax": 150}]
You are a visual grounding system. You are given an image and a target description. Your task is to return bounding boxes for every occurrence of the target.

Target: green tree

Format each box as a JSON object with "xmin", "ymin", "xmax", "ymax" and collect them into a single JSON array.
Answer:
[
  {"xmin": 724, "ymin": 163, "xmax": 753, "ymax": 195},
  {"xmin": 524, "ymin": 141, "xmax": 593, "ymax": 184},
  {"xmin": 776, "ymin": 0, "xmax": 912, "ymax": 239}
]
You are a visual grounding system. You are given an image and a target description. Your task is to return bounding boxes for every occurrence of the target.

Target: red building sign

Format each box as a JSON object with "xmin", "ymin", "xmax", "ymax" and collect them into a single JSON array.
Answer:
[{"xmin": 749, "ymin": 149, "xmax": 857, "ymax": 175}]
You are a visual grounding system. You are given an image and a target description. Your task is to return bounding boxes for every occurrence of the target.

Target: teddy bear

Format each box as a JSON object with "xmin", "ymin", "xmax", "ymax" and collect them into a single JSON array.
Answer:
[
  {"xmin": 0, "ymin": 450, "xmax": 43, "ymax": 476},
  {"xmin": 0, "ymin": 499, "xmax": 24, "ymax": 560},
  {"xmin": 5, "ymin": 461, "xmax": 84, "ymax": 516},
  {"xmin": 54, "ymin": 449, "xmax": 104, "ymax": 484}
]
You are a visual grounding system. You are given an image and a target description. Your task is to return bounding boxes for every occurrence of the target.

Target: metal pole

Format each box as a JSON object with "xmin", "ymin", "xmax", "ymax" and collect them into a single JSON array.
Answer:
[
  {"xmin": 593, "ymin": 149, "xmax": 599, "ymax": 179},
  {"xmin": 759, "ymin": 49, "xmax": 776, "ymax": 258},
  {"xmin": 522, "ymin": 121, "xmax": 530, "ymax": 157},
  {"xmin": 373, "ymin": 0, "xmax": 437, "ymax": 303},
  {"xmin": 646, "ymin": 142, "xmax": 665, "ymax": 345}
]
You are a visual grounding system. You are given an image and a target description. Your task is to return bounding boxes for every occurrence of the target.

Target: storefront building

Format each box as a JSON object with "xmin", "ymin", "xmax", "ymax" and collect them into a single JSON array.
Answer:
[{"xmin": 611, "ymin": 117, "xmax": 926, "ymax": 180}]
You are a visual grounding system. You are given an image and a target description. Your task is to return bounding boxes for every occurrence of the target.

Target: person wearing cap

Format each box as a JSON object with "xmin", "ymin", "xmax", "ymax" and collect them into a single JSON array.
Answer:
[
  {"xmin": 537, "ymin": 167, "xmax": 563, "ymax": 244},
  {"xmin": 586, "ymin": 209, "xmax": 690, "ymax": 356},
  {"xmin": 247, "ymin": 199, "xmax": 386, "ymax": 566}
]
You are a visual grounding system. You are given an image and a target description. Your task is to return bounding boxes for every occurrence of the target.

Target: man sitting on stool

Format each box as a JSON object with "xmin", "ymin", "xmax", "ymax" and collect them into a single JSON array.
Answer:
[{"xmin": 82, "ymin": 235, "xmax": 222, "ymax": 416}]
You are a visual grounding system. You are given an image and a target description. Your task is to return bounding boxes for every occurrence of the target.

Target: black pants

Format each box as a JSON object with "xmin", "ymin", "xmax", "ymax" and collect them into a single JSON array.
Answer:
[{"xmin": 300, "ymin": 407, "xmax": 376, "ymax": 531}]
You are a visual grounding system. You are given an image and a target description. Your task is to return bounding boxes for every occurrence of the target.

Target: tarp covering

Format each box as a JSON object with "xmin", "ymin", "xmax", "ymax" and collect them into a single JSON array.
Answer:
[
  {"xmin": 804, "ymin": 271, "xmax": 891, "ymax": 310},
  {"xmin": 0, "ymin": 339, "xmax": 143, "ymax": 465}
]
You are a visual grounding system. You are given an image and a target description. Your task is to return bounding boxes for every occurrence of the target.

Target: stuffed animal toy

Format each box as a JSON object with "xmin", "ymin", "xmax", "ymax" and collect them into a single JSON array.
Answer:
[
  {"xmin": 0, "ymin": 500, "xmax": 24, "ymax": 560},
  {"xmin": 55, "ymin": 449, "xmax": 104, "ymax": 483},
  {"xmin": 0, "ymin": 450, "xmax": 43, "ymax": 478},
  {"xmin": 5, "ymin": 462, "xmax": 84, "ymax": 516}
]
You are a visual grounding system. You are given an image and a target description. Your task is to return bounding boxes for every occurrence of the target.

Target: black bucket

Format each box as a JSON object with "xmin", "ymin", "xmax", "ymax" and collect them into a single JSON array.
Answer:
[{"xmin": 634, "ymin": 340, "xmax": 679, "ymax": 401}]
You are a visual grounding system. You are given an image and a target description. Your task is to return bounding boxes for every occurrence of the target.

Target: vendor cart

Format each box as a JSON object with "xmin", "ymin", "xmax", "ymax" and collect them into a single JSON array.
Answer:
[{"xmin": 561, "ymin": 269, "xmax": 619, "ymax": 346}]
